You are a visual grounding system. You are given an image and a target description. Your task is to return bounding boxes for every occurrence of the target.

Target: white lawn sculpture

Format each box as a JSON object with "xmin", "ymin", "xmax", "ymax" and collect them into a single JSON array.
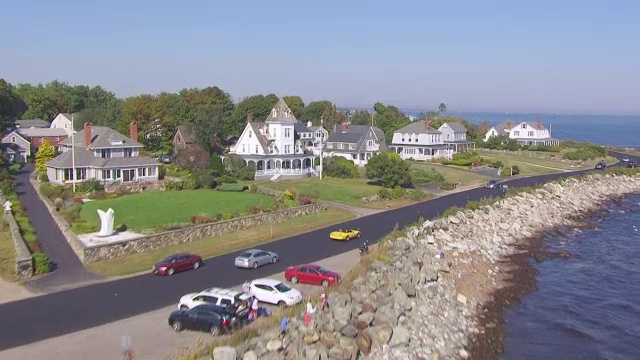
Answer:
[{"xmin": 97, "ymin": 208, "xmax": 115, "ymax": 236}]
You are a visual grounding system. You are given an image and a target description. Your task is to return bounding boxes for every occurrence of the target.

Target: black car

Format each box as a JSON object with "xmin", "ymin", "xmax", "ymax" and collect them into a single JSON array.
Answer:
[
  {"xmin": 168, "ymin": 304, "xmax": 231, "ymax": 336},
  {"xmin": 486, "ymin": 180, "xmax": 499, "ymax": 189},
  {"xmin": 627, "ymin": 161, "xmax": 636, "ymax": 168},
  {"xmin": 595, "ymin": 161, "xmax": 606, "ymax": 170}
]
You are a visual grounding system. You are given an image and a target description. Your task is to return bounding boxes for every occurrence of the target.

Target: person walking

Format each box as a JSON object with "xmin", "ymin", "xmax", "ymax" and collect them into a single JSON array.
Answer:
[{"xmin": 320, "ymin": 293, "xmax": 329, "ymax": 311}]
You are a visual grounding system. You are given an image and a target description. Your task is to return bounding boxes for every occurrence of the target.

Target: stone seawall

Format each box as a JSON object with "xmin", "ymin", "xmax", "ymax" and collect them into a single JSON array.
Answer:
[
  {"xmin": 0, "ymin": 192, "xmax": 33, "ymax": 279},
  {"xmin": 215, "ymin": 173, "xmax": 640, "ymax": 360},
  {"xmin": 83, "ymin": 203, "xmax": 326, "ymax": 263}
]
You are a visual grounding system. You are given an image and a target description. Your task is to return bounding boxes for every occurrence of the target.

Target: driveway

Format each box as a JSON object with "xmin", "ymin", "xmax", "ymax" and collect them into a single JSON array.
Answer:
[{"xmin": 13, "ymin": 165, "xmax": 102, "ymax": 293}]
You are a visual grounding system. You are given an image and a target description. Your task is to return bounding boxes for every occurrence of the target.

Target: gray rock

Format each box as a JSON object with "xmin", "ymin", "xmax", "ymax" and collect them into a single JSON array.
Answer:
[
  {"xmin": 389, "ymin": 325, "xmax": 410, "ymax": 348},
  {"xmin": 357, "ymin": 312, "xmax": 375, "ymax": 325},
  {"xmin": 242, "ymin": 350, "xmax": 257, "ymax": 360},
  {"xmin": 212, "ymin": 346, "xmax": 237, "ymax": 360},
  {"xmin": 364, "ymin": 325, "xmax": 393, "ymax": 349},
  {"xmin": 341, "ymin": 324, "xmax": 359, "ymax": 337},
  {"xmin": 265, "ymin": 339, "xmax": 282, "ymax": 352}
]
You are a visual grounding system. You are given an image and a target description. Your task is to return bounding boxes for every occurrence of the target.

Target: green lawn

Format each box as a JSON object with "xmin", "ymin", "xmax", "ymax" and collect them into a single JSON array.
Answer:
[
  {"xmin": 86, "ymin": 207, "xmax": 355, "ymax": 277},
  {"xmin": 410, "ymin": 162, "xmax": 492, "ymax": 183},
  {"xmin": 0, "ymin": 220, "xmax": 16, "ymax": 281},
  {"xmin": 80, "ymin": 190, "xmax": 275, "ymax": 232},
  {"xmin": 253, "ymin": 177, "xmax": 384, "ymax": 206}
]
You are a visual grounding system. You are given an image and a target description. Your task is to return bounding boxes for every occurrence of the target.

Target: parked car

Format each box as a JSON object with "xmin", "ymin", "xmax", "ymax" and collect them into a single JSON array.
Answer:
[
  {"xmin": 285, "ymin": 264, "xmax": 341, "ymax": 287},
  {"xmin": 155, "ymin": 154, "xmax": 173, "ymax": 163},
  {"xmin": 595, "ymin": 161, "xmax": 607, "ymax": 170},
  {"xmin": 329, "ymin": 228, "xmax": 361, "ymax": 241},
  {"xmin": 485, "ymin": 180, "xmax": 499, "ymax": 189},
  {"xmin": 622, "ymin": 156, "xmax": 630, "ymax": 162},
  {"xmin": 178, "ymin": 287, "xmax": 252, "ymax": 310},
  {"xmin": 627, "ymin": 161, "xmax": 636, "ymax": 168},
  {"xmin": 168, "ymin": 304, "xmax": 231, "ymax": 336},
  {"xmin": 152, "ymin": 253, "xmax": 202, "ymax": 276},
  {"xmin": 248, "ymin": 278, "xmax": 302, "ymax": 307},
  {"xmin": 234, "ymin": 249, "xmax": 278, "ymax": 269}
]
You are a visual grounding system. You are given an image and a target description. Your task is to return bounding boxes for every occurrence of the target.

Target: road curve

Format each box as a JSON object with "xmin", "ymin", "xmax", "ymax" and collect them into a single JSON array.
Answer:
[{"xmin": 0, "ymin": 152, "xmax": 635, "ymax": 350}]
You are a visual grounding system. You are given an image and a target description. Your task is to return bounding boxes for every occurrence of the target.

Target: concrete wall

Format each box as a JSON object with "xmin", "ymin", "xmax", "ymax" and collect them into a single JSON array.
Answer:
[
  {"xmin": 83, "ymin": 203, "xmax": 326, "ymax": 263},
  {"xmin": 0, "ymin": 192, "xmax": 33, "ymax": 279}
]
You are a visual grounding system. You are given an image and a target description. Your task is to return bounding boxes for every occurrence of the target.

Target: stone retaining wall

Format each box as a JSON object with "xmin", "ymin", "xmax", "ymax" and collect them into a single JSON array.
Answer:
[
  {"xmin": 83, "ymin": 203, "xmax": 326, "ymax": 263},
  {"xmin": 0, "ymin": 192, "xmax": 33, "ymax": 279}
]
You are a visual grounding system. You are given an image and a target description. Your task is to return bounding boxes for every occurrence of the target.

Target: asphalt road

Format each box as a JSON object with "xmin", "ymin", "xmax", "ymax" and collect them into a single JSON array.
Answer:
[{"xmin": 0, "ymin": 152, "xmax": 635, "ymax": 351}]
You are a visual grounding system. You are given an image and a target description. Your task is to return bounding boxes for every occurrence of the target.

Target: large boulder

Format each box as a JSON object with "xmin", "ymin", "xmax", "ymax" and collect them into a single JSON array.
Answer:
[{"xmin": 212, "ymin": 346, "xmax": 237, "ymax": 360}]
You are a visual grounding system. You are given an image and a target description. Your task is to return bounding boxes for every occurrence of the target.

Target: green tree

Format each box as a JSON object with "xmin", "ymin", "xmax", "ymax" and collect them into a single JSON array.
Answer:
[
  {"xmin": 14, "ymin": 83, "xmax": 59, "ymax": 121},
  {"xmin": 365, "ymin": 152, "xmax": 412, "ymax": 188},
  {"xmin": 0, "ymin": 79, "xmax": 27, "ymax": 128},
  {"xmin": 282, "ymin": 95, "xmax": 305, "ymax": 119},
  {"xmin": 323, "ymin": 156, "xmax": 359, "ymax": 178},
  {"xmin": 300, "ymin": 101, "xmax": 339, "ymax": 131},
  {"xmin": 372, "ymin": 102, "xmax": 410, "ymax": 143},
  {"xmin": 438, "ymin": 102, "xmax": 447, "ymax": 114},
  {"xmin": 349, "ymin": 110, "xmax": 372, "ymax": 125},
  {"xmin": 35, "ymin": 140, "xmax": 56, "ymax": 173},
  {"xmin": 226, "ymin": 94, "xmax": 278, "ymax": 136}
]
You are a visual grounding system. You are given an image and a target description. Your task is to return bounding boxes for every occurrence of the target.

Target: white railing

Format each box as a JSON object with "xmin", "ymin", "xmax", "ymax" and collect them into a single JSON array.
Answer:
[
  {"xmin": 255, "ymin": 168, "xmax": 313, "ymax": 176},
  {"xmin": 365, "ymin": 145, "xmax": 380, "ymax": 151}
]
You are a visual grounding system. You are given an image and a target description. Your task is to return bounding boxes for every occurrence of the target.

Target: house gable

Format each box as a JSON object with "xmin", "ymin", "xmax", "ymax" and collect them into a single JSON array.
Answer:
[
  {"xmin": 234, "ymin": 122, "xmax": 266, "ymax": 155},
  {"xmin": 265, "ymin": 98, "xmax": 297, "ymax": 123},
  {"xmin": 50, "ymin": 113, "xmax": 74, "ymax": 136},
  {"xmin": 1, "ymin": 131, "xmax": 31, "ymax": 156}
]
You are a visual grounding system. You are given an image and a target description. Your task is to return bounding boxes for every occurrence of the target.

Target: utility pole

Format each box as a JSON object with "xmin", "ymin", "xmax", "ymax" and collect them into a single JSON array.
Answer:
[
  {"xmin": 71, "ymin": 113, "xmax": 76, "ymax": 193},
  {"xmin": 319, "ymin": 115, "xmax": 324, "ymax": 180}
]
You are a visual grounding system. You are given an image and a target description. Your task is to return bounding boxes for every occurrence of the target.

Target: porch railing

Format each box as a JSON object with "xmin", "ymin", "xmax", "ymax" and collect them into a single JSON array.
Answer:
[{"xmin": 255, "ymin": 168, "xmax": 313, "ymax": 176}]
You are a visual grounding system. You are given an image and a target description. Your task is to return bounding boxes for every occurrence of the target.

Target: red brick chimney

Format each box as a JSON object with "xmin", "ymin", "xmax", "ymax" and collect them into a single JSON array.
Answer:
[
  {"xmin": 341, "ymin": 121, "xmax": 348, "ymax": 133},
  {"xmin": 424, "ymin": 119, "xmax": 430, "ymax": 132},
  {"xmin": 247, "ymin": 113, "xmax": 253, "ymax": 123},
  {"xmin": 537, "ymin": 119, "xmax": 542, "ymax": 129},
  {"xmin": 130, "ymin": 122, "xmax": 138, "ymax": 141},
  {"xmin": 83, "ymin": 122, "xmax": 91, "ymax": 148}
]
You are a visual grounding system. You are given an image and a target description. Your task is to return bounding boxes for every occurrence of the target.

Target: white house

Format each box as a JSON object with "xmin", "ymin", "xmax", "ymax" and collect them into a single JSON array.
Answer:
[
  {"xmin": 231, "ymin": 98, "xmax": 323, "ymax": 180},
  {"xmin": 389, "ymin": 120, "xmax": 474, "ymax": 161},
  {"xmin": 483, "ymin": 120, "xmax": 516, "ymax": 142},
  {"xmin": 46, "ymin": 122, "xmax": 159, "ymax": 186},
  {"xmin": 438, "ymin": 122, "xmax": 475, "ymax": 153},
  {"xmin": 508, "ymin": 120, "xmax": 559, "ymax": 146},
  {"xmin": 1, "ymin": 131, "xmax": 31, "ymax": 163},
  {"xmin": 324, "ymin": 123, "xmax": 387, "ymax": 166},
  {"xmin": 50, "ymin": 113, "xmax": 74, "ymax": 136}
]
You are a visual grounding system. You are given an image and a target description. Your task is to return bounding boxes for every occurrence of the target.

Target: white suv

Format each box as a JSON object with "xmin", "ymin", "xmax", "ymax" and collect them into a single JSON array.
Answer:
[
  {"xmin": 249, "ymin": 278, "xmax": 302, "ymax": 307},
  {"xmin": 178, "ymin": 287, "xmax": 251, "ymax": 310}
]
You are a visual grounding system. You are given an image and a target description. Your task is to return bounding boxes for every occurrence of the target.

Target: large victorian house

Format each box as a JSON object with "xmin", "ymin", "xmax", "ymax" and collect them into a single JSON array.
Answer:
[
  {"xmin": 324, "ymin": 122, "xmax": 387, "ymax": 166},
  {"xmin": 389, "ymin": 120, "xmax": 474, "ymax": 161},
  {"xmin": 231, "ymin": 98, "xmax": 326, "ymax": 180},
  {"xmin": 46, "ymin": 122, "xmax": 160, "ymax": 186},
  {"xmin": 484, "ymin": 120, "xmax": 559, "ymax": 146}
]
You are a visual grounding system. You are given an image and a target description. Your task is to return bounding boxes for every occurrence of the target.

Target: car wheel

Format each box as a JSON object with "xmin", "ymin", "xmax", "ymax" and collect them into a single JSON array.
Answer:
[
  {"xmin": 346, "ymin": 235, "xmax": 351, "ymax": 241},
  {"xmin": 180, "ymin": 305, "xmax": 189, "ymax": 310},
  {"xmin": 290, "ymin": 276, "xmax": 298, "ymax": 284},
  {"xmin": 271, "ymin": 256, "xmax": 278, "ymax": 264},
  {"xmin": 167, "ymin": 268, "xmax": 175, "ymax": 276},
  {"xmin": 357, "ymin": 233, "xmax": 361, "ymax": 238},
  {"xmin": 277, "ymin": 301, "xmax": 286, "ymax": 308},
  {"xmin": 210, "ymin": 325, "xmax": 221, "ymax": 337},
  {"xmin": 252, "ymin": 262, "xmax": 258, "ymax": 269},
  {"xmin": 172, "ymin": 321, "xmax": 183, "ymax": 332},
  {"xmin": 193, "ymin": 261, "xmax": 200, "ymax": 270},
  {"xmin": 322, "ymin": 280, "xmax": 330, "ymax": 287}
]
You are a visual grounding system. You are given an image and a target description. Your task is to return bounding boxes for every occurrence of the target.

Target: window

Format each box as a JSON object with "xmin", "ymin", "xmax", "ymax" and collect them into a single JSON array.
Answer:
[
  {"xmin": 220, "ymin": 299, "xmax": 232, "ymax": 306},
  {"xmin": 39, "ymin": 137, "xmax": 44, "ymax": 141},
  {"xmin": 521, "ymin": 124, "xmax": 526, "ymax": 129},
  {"xmin": 255, "ymin": 145, "xmax": 258, "ymax": 154},
  {"xmin": 327, "ymin": 143, "xmax": 333, "ymax": 149},
  {"xmin": 284, "ymin": 128, "xmax": 291, "ymax": 138},
  {"xmin": 272, "ymin": 109, "xmax": 277, "ymax": 117},
  {"xmin": 248, "ymin": 131, "xmax": 252, "ymax": 138},
  {"xmin": 64, "ymin": 124, "xmax": 68, "ymax": 129},
  {"xmin": 349, "ymin": 144, "xmax": 355, "ymax": 150},
  {"xmin": 124, "ymin": 148, "xmax": 133, "ymax": 157},
  {"xmin": 11, "ymin": 136, "xmax": 15, "ymax": 143},
  {"xmin": 54, "ymin": 137, "xmax": 60, "ymax": 142},
  {"xmin": 338, "ymin": 143, "xmax": 345, "ymax": 149},
  {"xmin": 528, "ymin": 131, "xmax": 534, "ymax": 136},
  {"xmin": 446, "ymin": 134, "xmax": 451, "ymax": 139},
  {"xmin": 285, "ymin": 110, "xmax": 290, "ymax": 117},
  {"xmin": 115, "ymin": 169, "xmax": 121, "ymax": 178},
  {"xmin": 138, "ymin": 168, "xmax": 147, "ymax": 177},
  {"xmin": 514, "ymin": 131, "xmax": 520, "ymax": 136},
  {"xmin": 102, "ymin": 170, "xmax": 111, "ymax": 179},
  {"xmin": 100, "ymin": 149, "xmax": 111, "ymax": 158},
  {"xmin": 148, "ymin": 167, "xmax": 157, "ymax": 176},
  {"xmin": 284, "ymin": 145, "xmax": 291, "ymax": 154},
  {"xmin": 242, "ymin": 144, "xmax": 246, "ymax": 153},
  {"xmin": 367, "ymin": 140, "xmax": 374, "ymax": 146}
]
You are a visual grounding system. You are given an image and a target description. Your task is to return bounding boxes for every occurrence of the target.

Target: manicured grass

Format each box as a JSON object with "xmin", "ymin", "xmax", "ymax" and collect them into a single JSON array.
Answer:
[
  {"xmin": 80, "ymin": 190, "xmax": 275, "ymax": 232},
  {"xmin": 410, "ymin": 162, "xmax": 492, "ymax": 183},
  {"xmin": 476, "ymin": 150, "xmax": 575, "ymax": 171},
  {"xmin": 85, "ymin": 207, "xmax": 355, "ymax": 277},
  {"xmin": 254, "ymin": 177, "xmax": 384, "ymax": 206},
  {"xmin": 0, "ymin": 220, "xmax": 16, "ymax": 281}
]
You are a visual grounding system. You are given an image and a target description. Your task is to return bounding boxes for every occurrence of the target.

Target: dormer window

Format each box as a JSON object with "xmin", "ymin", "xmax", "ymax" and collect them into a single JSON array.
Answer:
[
  {"xmin": 110, "ymin": 139, "xmax": 124, "ymax": 145},
  {"xmin": 285, "ymin": 110, "xmax": 290, "ymax": 117},
  {"xmin": 11, "ymin": 136, "xmax": 16, "ymax": 143},
  {"xmin": 272, "ymin": 109, "xmax": 277, "ymax": 117},
  {"xmin": 521, "ymin": 123, "xmax": 526, "ymax": 129}
]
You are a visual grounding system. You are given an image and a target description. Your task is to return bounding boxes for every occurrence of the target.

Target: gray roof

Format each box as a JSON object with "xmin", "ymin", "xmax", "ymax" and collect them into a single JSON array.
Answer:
[
  {"xmin": 264, "ymin": 98, "xmax": 297, "ymax": 123},
  {"xmin": 294, "ymin": 122, "xmax": 311, "ymax": 133},
  {"xmin": 493, "ymin": 120, "xmax": 517, "ymax": 134},
  {"xmin": 16, "ymin": 127, "xmax": 68, "ymax": 137},
  {"xmin": 0, "ymin": 143, "xmax": 28, "ymax": 154},
  {"xmin": 395, "ymin": 121, "xmax": 441, "ymax": 134},
  {"xmin": 175, "ymin": 125, "xmax": 195, "ymax": 144},
  {"xmin": 15, "ymin": 119, "xmax": 49, "ymax": 128},
  {"xmin": 326, "ymin": 125, "xmax": 387, "ymax": 153},
  {"xmin": 59, "ymin": 126, "xmax": 142, "ymax": 149},
  {"xmin": 46, "ymin": 147, "xmax": 158, "ymax": 169},
  {"xmin": 442, "ymin": 122, "xmax": 467, "ymax": 133},
  {"xmin": 308, "ymin": 126, "xmax": 325, "ymax": 132},
  {"xmin": 248, "ymin": 123, "xmax": 269, "ymax": 152},
  {"xmin": 525, "ymin": 121, "xmax": 548, "ymax": 131}
]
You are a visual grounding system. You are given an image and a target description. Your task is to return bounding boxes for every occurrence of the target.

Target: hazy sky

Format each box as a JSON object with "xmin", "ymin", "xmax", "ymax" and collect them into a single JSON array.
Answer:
[{"xmin": 2, "ymin": 0, "xmax": 639, "ymax": 115}]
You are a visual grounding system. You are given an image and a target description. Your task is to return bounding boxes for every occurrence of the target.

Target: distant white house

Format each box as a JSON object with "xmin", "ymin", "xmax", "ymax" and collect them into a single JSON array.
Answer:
[
  {"xmin": 50, "ymin": 113, "xmax": 75, "ymax": 136},
  {"xmin": 389, "ymin": 120, "xmax": 474, "ymax": 160},
  {"xmin": 484, "ymin": 120, "xmax": 559, "ymax": 146},
  {"xmin": 324, "ymin": 123, "xmax": 387, "ymax": 166}
]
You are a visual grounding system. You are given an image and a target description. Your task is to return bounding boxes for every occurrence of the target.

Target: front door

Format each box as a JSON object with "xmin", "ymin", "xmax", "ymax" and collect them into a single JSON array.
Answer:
[{"xmin": 122, "ymin": 169, "xmax": 135, "ymax": 182}]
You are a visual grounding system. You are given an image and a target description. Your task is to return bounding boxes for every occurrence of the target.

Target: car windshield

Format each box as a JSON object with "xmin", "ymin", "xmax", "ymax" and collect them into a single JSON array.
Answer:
[
  {"xmin": 162, "ymin": 256, "xmax": 176, "ymax": 263},
  {"xmin": 239, "ymin": 252, "xmax": 252, "ymax": 258},
  {"xmin": 274, "ymin": 283, "xmax": 291, "ymax": 292},
  {"xmin": 317, "ymin": 267, "xmax": 331, "ymax": 274}
]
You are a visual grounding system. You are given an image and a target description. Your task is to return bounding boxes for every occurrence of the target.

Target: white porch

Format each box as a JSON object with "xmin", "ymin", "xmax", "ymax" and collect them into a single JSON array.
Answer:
[{"xmin": 46, "ymin": 166, "xmax": 160, "ymax": 186}]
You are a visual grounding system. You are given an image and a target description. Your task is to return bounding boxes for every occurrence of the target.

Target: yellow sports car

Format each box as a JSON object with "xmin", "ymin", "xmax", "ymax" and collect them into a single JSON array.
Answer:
[{"xmin": 329, "ymin": 228, "xmax": 361, "ymax": 241}]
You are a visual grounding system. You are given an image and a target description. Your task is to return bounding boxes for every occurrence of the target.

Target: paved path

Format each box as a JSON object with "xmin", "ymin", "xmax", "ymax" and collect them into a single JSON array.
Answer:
[
  {"xmin": 0, "ymin": 278, "xmax": 36, "ymax": 305},
  {"xmin": 13, "ymin": 165, "xmax": 101, "ymax": 293},
  {"xmin": 0, "ymin": 249, "xmax": 360, "ymax": 360}
]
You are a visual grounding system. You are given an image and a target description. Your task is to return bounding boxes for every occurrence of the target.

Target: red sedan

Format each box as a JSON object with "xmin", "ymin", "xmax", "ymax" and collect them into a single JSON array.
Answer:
[
  {"xmin": 284, "ymin": 264, "xmax": 341, "ymax": 287},
  {"xmin": 152, "ymin": 253, "xmax": 202, "ymax": 276}
]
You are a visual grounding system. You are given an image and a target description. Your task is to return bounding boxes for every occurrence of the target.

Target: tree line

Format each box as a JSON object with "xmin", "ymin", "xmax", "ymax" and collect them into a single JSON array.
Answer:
[{"xmin": 0, "ymin": 78, "xmax": 487, "ymax": 153}]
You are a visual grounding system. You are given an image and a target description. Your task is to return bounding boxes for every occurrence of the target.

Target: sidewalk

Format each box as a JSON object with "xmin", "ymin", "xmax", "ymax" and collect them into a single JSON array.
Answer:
[
  {"xmin": 0, "ymin": 278, "xmax": 36, "ymax": 305},
  {"xmin": 0, "ymin": 249, "xmax": 361, "ymax": 360}
]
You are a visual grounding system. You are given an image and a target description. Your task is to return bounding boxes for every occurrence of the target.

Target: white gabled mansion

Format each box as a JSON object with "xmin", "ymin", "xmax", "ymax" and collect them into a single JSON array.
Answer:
[
  {"xmin": 389, "ymin": 120, "xmax": 474, "ymax": 161},
  {"xmin": 230, "ymin": 98, "xmax": 327, "ymax": 180},
  {"xmin": 484, "ymin": 120, "xmax": 559, "ymax": 146},
  {"xmin": 324, "ymin": 123, "xmax": 387, "ymax": 166}
]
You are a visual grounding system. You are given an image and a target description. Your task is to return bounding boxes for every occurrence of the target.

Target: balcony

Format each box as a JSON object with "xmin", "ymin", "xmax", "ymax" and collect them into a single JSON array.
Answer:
[{"xmin": 255, "ymin": 168, "xmax": 313, "ymax": 176}]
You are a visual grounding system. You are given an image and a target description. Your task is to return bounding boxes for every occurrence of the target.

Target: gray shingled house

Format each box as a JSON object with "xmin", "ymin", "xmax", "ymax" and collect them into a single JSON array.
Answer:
[
  {"xmin": 324, "ymin": 123, "xmax": 387, "ymax": 166},
  {"xmin": 46, "ymin": 122, "xmax": 160, "ymax": 186}
]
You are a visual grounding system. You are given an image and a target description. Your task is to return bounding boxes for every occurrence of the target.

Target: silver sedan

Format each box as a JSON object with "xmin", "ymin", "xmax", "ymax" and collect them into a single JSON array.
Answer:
[{"xmin": 234, "ymin": 249, "xmax": 279, "ymax": 269}]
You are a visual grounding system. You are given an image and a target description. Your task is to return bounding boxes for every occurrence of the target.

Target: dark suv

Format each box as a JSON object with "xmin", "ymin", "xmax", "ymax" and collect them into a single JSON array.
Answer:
[
  {"xmin": 168, "ymin": 304, "xmax": 232, "ymax": 336},
  {"xmin": 594, "ymin": 161, "xmax": 606, "ymax": 170}
]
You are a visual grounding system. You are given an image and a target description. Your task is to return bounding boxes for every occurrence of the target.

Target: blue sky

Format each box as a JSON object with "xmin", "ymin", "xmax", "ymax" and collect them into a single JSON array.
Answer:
[{"xmin": 2, "ymin": 0, "xmax": 639, "ymax": 114}]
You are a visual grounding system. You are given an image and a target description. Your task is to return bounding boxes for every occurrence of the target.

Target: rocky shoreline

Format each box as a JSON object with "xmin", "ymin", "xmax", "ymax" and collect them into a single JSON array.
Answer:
[{"xmin": 210, "ymin": 173, "xmax": 640, "ymax": 360}]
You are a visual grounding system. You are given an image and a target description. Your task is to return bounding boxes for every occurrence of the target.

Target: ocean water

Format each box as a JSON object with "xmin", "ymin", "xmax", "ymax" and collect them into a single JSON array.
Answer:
[
  {"xmin": 501, "ymin": 194, "xmax": 640, "ymax": 360},
  {"xmin": 404, "ymin": 111, "xmax": 640, "ymax": 149}
]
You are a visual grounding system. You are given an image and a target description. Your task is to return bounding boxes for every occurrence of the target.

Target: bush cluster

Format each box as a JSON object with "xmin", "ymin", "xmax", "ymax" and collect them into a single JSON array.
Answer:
[
  {"xmin": 377, "ymin": 187, "xmax": 426, "ymax": 201},
  {"xmin": 412, "ymin": 168, "xmax": 445, "ymax": 184}
]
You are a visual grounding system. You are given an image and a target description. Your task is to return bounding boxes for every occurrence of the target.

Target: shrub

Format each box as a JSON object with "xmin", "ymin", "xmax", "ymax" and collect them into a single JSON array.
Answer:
[
  {"xmin": 77, "ymin": 179, "xmax": 103, "ymax": 192},
  {"xmin": 378, "ymin": 188, "xmax": 392, "ymax": 200},
  {"xmin": 249, "ymin": 205, "xmax": 263, "ymax": 214},
  {"xmin": 441, "ymin": 206, "xmax": 464, "ymax": 218},
  {"xmin": 248, "ymin": 184, "xmax": 258, "ymax": 193},
  {"xmin": 9, "ymin": 162, "xmax": 23, "ymax": 173},
  {"xmin": 32, "ymin": 253, "xmax": 52, "ymax": 275},
  {"xmin": 216, "ymin": 175, "xmax": 238, "ymax": 184},
  {"xmin": 412, "ymin": 168, "xmax": 445, "ymax": 184},
  {"xmin": 182, "ymin": 178, "xmax": 198, "ymax": 190},
  {"xmin": 298, "ymin": 196, "xmax": 313, "ymax": 205},
  {"xmin": 158, "ymin": 165, "xmax": 166, "ymax": 180},
  {"xmin": 196, "ymin": 174, "xmax": 217, "ymax": 189},
  {"xmin": 40, "ymin": 173, "xmax": 49, "ymax": 182},
  {"xmin": 439, "ymin": 182, "xmax": 455, "ymax": 190},
  {"xmin": 71, "ymin": 220, "xmax": 99, "ymax": 234},
  {"xmin": 282, "ymin": 190, "xmax": 295, "ymax": 201},
  {"xmin": 324, "ymin": 157, "xmax": 359, "ymax": 179},
  {"xmin": 40, "ymin": 183, "xmax": 69, "ymax": 200},
  {"xmin": 391, "ymin": 186, "xmax": 405, "ymax": 199},
  {"xmin": 60, "ymin": 204, "xmax": 82, "ymax": 223},
  {"xmin": 164, "ymin": 181, "xmax": 184, "ymax": 191},
  {"xmin": 221, "ymin": 212, "xmax": 234, "ymax": 220},
  {"xmin": 512, "ymin": 165, "xmax": 520, "ymax": 175},
  {"xmin": 489, "ymin": 161, "xmax": 504, "ymax": 169},
  {"xmin": 406, "ymin": 189, "xmax": 427, "ymax": 201},
  {"xmin": 500, "ymin": 167, "xmax": 513, "ymax": 176},
  {"xmin": 217, "ymin": 183, "xmax": 248, "ymax": 192},
  {"xmin": 191, "ymin": 214, "xmax": 215, "ymax": 224}
]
